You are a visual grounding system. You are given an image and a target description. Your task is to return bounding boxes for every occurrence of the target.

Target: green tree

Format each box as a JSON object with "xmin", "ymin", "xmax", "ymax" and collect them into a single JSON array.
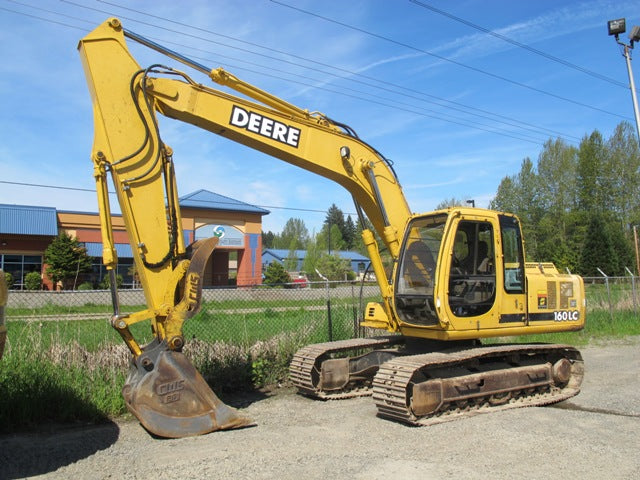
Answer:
[
  {"xmin": 579, "ymin": 215, "xmax": 617, "ymax": 276},
  {"xmin": 262, "ymin": 230, "xmax": 276, "ymax": 249},
  {"xmin": 315, "ymin": 253, "xmax": 352, "ymax": 281},
  {"xmin": 605, "ymin": 122, "xmax": 640, "ymax": 225},
  {"xmin": 284, "ymin": 239, "xmax": 299, "ymax": 271},
  {"xmin": 576, "ymin": 131, "xmax": 605, "ymax": 214},
  {"xmin": 302, "ymin": 234, "xmax": 321, "ymax": 280},
  {"xmin": 263, "ymin": 261, "xmax": 291, "ymax": 285},
  {"xmin": 322, "ymin": 204, "xmax": 350, "ymax": 252},
  {"xmin": 344, "ymin": 215, "xmax": 358, "ymax": 250},
  {"xmin": 276, "ymin": 218, "xmax": 309, "ymax": 250},
  {"xmin": 44, "ymin": 233, "xmax": 92, "ymax": 290},
  {"xmin": 436, "ymin": 197, "xmax": 465, "ymax": 209},
  {"xmin": 325, "ymin": 204, "xmax": 346, "ymax": 235}
]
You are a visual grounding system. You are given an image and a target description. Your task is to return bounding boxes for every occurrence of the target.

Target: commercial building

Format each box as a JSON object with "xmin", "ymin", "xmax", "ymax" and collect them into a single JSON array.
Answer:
[
  {"xmin": 262, "ymin": 248, "xmax": 371, "ymax": 279},
  {"xmin": 0, "ymin": 190, "xmax": 268, "ymax": 290}
]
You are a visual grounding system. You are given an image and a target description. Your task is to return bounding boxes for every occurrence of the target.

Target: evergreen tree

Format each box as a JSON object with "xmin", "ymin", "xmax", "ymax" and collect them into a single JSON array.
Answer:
[
  {"xmin": 44, "ymin": 233, "xmax": 93, "ymax": 290},
  {"xmin": 323, "ymin": 204, "xmax": 350, "ymax": 252},
  {"xmin": 263, "ymin": 262, "xmax": 291, "ymax": 285},
  {"xmin": 344, "ymin": 215, "xmax": 358, "ymax": 250},
  {"xmin": 324, "ymin": 204, "xmax": 346, "ymax": 234},
  {"xmin": 579, "ymin": 215, "xmax": 617, "ymax": 276},
  {"xmin": 262, "ymin": 230, "xmax": 276, "ymax": 249}
]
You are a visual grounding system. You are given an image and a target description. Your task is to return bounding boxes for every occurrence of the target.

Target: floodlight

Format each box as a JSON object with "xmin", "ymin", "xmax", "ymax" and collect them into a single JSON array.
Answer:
[
  {"xmin": 608, "ymin": 18, "xmax": 626, "ymax": 36},
  {"xmin": 630, "ymin": 25, "xmax": 640, "ymax": 43}
]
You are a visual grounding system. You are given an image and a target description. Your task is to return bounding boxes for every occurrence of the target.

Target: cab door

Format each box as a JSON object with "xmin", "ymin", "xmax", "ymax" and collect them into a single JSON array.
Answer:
[
  {"xmin": 445, "ymin": 215, "xmax": 497, "ymax": 320},
  {"xmin": 495, "ymin": 214, "xmax": 527, "ymax": 325}
]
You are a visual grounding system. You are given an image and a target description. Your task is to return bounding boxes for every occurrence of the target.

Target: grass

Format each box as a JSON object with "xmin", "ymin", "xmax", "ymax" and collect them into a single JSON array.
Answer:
[
  {"xmin": 1, "ymin": 289, "xmax": 638, "ymax": 433},
  {"xmin": 0, "ymin": 302, "xmax": 358, "ymax": 432},
  {"xmin": 501, "ymin": 309, "xmax": 640, "ymax": 346}
]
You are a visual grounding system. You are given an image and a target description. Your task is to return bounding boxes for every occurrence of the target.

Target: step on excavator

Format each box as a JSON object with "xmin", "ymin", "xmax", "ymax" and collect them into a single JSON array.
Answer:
[{"xmin": 78, "ymin": 19, "xmax": 585, "ymax": 438}]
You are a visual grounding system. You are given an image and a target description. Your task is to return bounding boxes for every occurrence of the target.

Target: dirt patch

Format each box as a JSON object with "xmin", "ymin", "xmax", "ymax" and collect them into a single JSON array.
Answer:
[{"xmin": 1, "ymin": 339, "xmax": 639, "ymax": 480}]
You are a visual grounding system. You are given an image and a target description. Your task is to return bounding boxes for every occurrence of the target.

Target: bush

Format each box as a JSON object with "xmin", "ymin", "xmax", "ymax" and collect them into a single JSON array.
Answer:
[
  {"xmin": 4, "ymin": 272, "xmax": 13, "ymax": 289},
  {"xmin": 24, "ymin": 272, "xmax": 42, "ymax": 291},
  {"xmin": 77, "ymin": 282, "xmax": 94, "ymax": 290},
  {"xmin": 263, "ymin": 262, "xmax": 291, "ymax": 286},
  {"xmin": 99, "ymin": 274, "xmax": 123, "ymax": 290}
]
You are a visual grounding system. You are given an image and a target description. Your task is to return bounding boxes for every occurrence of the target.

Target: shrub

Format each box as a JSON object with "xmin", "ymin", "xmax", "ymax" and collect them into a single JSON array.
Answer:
[
  {"xmin": 24, "ymin": 272, "xmax": 42, "ymax": 291},
  {"xmin": 77, "ymin": 282, "xmax": 94, "ymax": 290},
  {"xmin": 99, "ymin": 274, "xmax": 123, "ymax": 290},
  {"xmin": 263, "ymin": 262, "xmax": 291, "ymax": 286},
  {"xmin": 4, "ymin": 272, "xmax": 13, "ymax": 289}
]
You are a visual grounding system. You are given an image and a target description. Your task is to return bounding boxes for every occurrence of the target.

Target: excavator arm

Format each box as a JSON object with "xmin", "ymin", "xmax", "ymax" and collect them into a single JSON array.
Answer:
[{"xmin": 78, "ymin": 18, "xmax": 412, "ymax": 437}]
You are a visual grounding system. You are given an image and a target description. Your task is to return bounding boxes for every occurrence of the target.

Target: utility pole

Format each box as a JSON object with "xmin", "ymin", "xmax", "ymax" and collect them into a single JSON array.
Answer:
[{"xmin": 608, "ymin": 18, "xmax": 640, "ymax": 141}]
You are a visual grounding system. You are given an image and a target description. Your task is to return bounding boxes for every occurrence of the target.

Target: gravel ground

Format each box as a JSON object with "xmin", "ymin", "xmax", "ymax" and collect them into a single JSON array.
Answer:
[{"xmin": 1, "ymin": 338, "xmax": 639, "ymax": 480}]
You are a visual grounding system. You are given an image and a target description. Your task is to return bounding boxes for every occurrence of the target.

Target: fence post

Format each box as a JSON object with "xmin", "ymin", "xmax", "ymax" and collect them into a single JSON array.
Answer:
[
  {"xmin": 596, "ymin": 268, "xmax": 614, "ymax": 323},
  {"xmin": 625, "ymin": 267, "xmax": 637, "ymax": 316},
  {"xmin": 316, "ymin": 269, "xmax": 332, "ymax": 342},
  {"xmin": 350, "ymin": 282, "xmax": 358, "ymax": 338}
]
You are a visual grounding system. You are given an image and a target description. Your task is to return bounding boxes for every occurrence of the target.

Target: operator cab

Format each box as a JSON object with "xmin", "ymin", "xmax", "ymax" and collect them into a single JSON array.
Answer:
[{"xmin": 394, "ymin": 209, "xmax": 522, "ymax": 327}]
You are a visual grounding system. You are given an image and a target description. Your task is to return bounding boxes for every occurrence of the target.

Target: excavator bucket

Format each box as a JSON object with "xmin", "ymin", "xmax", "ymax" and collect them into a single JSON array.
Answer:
[
  {"xmin": 120, "ymin": 238, "xmax": 254, "ymax": 438},
  {"xmin": 122, "ymin": 339, "xmax": 254, "ymax": 438}
]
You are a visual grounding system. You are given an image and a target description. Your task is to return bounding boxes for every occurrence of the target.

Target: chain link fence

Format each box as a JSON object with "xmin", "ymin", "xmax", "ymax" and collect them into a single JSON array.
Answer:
[
  {"xmin": 4, "ymin": 281, "xmax": 381, "ymax": 351},
  {"xmin": 583, "ymin": 275, "xmax": 640, "ymax": 319},
  {"xmin": 5, "ymin": 276, "xmax": 639, "ymax": 345},
  {"xmin": 3, "ymin": 276, "xmax": 637, "ymax": 390}
]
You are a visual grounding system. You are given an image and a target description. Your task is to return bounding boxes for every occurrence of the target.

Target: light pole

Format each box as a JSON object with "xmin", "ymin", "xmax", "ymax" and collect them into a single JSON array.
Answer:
[
  {"xmin": 633, "ymin": 224, "xmax": 640, "ymax": 276},
  {"xmin": 466, "ymin": 199, "xmax": 475, "ymax": 208},
  {"xmin": 608, "ymin": 18, "xmax": 640, "ymax": 141}
]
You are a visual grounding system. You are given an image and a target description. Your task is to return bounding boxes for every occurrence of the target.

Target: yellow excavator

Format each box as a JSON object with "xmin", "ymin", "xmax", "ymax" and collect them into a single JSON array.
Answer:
[{"xmin": 78, "ymin": 19, "xmax": 585, "ymax": 438}]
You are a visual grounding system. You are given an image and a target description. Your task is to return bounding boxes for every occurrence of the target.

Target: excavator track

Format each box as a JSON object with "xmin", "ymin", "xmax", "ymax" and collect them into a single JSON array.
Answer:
[
  {"xmin": 289, "ymin": 336, "xmax": 404, "ymax": 399},
  {"xmin": 372, "ymin": 343, "xmax": 583, "ymax": 426}
]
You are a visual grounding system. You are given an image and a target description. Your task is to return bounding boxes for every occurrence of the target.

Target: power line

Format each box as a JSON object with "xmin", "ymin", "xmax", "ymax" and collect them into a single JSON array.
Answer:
[
  {"xmin": 408, "ymin": 0, "xmax": 629, "ymax": 89},
  {"xmin": 5, "ymin": 0, "xmax": 583, "ymax": 143},
  {"xmin": 0, "ymin": 181, "xmax": 330, "ymax": 216},
  {"xmin": 86, "ymin": 0, "xmax": 580, "ymax": 142},
  {"xmin": 269, "ymin": 0, "xmax": 631, "ymax": 120},
  {"xmin": 96, "ymin": 0, "xmax": 585, "ymax": 140},
  {"xmin": 2, "ymin": 1, "xmax": 563, "ymax": 144}
]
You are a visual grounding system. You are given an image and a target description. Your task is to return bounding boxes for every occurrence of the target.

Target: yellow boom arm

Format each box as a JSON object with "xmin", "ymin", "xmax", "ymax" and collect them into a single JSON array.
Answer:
[{"xmin": 79, "ymin": 18, "xmax": 413, "ymax": 353}]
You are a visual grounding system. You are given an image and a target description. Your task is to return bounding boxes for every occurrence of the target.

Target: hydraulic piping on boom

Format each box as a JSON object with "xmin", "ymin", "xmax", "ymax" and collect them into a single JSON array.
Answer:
[{"xmin": 78, "ymin": 18, "xmax": 586, "ymax": 438}]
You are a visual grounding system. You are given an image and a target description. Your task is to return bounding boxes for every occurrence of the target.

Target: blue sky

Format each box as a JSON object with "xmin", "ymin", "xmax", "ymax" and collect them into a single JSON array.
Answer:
[{"xmin": 1, "ymin": 0, "xmax": 640, "ymax": 235}]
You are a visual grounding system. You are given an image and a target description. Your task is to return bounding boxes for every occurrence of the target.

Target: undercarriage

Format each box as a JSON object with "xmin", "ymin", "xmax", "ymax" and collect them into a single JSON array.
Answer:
[{"xmin": 289, "ymin": 337, "xmax": 583, "ymax": 425}]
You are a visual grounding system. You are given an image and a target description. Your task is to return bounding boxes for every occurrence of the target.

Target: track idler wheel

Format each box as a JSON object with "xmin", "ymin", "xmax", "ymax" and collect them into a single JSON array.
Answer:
[{"xmin": 123, "ymin": 340, "xmax": 254, "ymax": 438}]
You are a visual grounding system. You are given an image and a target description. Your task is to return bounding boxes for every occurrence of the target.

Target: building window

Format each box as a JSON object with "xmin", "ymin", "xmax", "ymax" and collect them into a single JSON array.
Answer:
[
  {"xmin": 0, "ymin": 254, "xmax": 43, "ymax": 290},
  {"xmin": 87, "ymin": 257, "xmax": 136, "ymax": 289}
]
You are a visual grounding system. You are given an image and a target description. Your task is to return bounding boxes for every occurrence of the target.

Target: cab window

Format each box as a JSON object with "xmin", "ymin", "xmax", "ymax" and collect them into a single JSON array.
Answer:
[
  {"xmin": 499, "ymin": 215, "xmax": 525, "ymax": 294},
  {"xmin": 448, "ymin": 220, "xmax": 496, "ymax": 317}
]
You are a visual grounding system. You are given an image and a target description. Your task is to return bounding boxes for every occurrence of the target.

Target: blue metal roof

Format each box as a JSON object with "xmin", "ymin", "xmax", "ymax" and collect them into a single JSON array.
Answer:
[
  {"xmin": 179, "ymin": 189, "xmax": 269, "ymax": 215},
  {"xmin": 84, "ymin": 242, "xmax": 133, "ymax": 258},
  {"xmin": 262, "ymin": 249, "xmax": 369, "ymax": 262},
  {"xmin": 0, "ymin": 204, "xmax": 58, "ymax": 236}
]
